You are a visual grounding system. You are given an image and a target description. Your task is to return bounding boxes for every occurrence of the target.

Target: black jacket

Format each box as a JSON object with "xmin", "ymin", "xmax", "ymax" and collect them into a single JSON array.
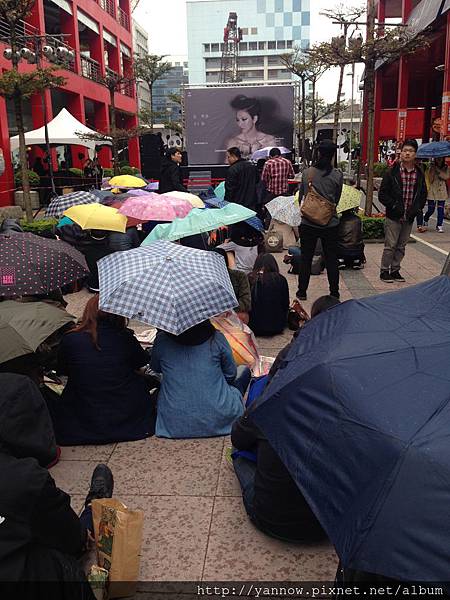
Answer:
[
  {"xmin": 224, "ymin": 159, "xmax": 260, "ymax": 210},
  {"xmin": 158, "ymin": 158, "xmax": 187, "ymax": 194},
  {"xmin": 0, "ymin": 374, "xmax": 92, "ymax": 596},
  {"xmin": 248, "ymin": 273, "xmax": 289, "ymax": 336},
  {"xmin": 378, "ymin": 162, "xmax": 427, "ymax": 222},
  {"xmin": 337, "ymin": 213, "xmax": 364, "ymax": 250},
  {"xmin": 231, "ymin": 413, "xmax": 326, "ymax": 542}
]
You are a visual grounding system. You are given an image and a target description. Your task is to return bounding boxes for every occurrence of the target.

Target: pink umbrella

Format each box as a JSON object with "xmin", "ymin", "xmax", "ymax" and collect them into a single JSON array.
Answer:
[{"xmin": 118, "ymin": 195, "xmax": 193, "ymax": 222}]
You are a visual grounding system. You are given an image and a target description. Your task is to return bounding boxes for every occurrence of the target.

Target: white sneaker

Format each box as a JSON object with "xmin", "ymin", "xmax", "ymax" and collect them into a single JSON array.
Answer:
[{"xmin": 437, "ymin": 226, "xmax": 444, "ymax": 233}]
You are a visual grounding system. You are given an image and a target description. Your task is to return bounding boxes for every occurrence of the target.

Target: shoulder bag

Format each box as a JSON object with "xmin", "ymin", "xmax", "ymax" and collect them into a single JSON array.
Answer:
[{"xmin": 301, "ymin": 167, "xmax": 337, "ymax": 226}]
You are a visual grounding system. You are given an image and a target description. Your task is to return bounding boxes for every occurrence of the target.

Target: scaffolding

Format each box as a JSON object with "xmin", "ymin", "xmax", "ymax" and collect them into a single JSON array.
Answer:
[{"xmin": 219, "ymin": 12, "xmax": 242, "ymax": 83}]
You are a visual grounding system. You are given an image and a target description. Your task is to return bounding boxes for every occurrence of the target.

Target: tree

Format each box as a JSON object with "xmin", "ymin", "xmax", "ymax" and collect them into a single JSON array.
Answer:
[
  {"xmin": 307, "ymin": 6, "xmax": 427, "ymax": 214},
  {"xmin": 134, "ymin": 54, "xmax": 173, "ymax": 130},
  {"xmin": 0, "ymin": 0, "xmax": 65, "ymax": 221}
]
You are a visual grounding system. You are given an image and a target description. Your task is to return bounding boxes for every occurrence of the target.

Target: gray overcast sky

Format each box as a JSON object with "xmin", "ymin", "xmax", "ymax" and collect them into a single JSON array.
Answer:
[{"xmin": 134, "ymin": 0, "xmax": 364, "ymax": 103}]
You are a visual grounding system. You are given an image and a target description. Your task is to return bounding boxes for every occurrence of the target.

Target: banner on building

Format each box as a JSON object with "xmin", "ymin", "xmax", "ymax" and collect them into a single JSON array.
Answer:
[{"xmin": 184, "ymin": 85, "xmax": 295, "ymax": 165}]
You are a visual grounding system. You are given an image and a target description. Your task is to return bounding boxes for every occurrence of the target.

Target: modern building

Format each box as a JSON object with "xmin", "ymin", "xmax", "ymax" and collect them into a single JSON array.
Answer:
[
  {"xmin": 132, "ymin": 19, "xmax": 151, "ymax": 113},
  {"xmin": 362, "ymin": 0, "xmax": 450, "ymax": 163},
  {"xmin": 152, "ymin": 56, "xmax": 189, "ymax": 122},
  {"xmin": 0, "ymin": 0, "xmax": 139, "ymax": 206},
  {"xmin": 186, "ymin": 0, "xmax": 310, "ymax": 85}
]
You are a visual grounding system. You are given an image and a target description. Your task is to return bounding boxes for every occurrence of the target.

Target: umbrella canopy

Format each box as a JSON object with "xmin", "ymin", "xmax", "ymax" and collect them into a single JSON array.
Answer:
[
  {"xmin": 118, "ymin": 195, "xmax": 192, "ymax": 222},
  {"xmin": 203, "ymin": 196, "xmax": 264, "ymax": 232},
  {"xmin": 250, "ymin": 277, "xmax": 450, "ymax": 582},
  {"xmin": 251, "ymin": 146, "xmax": 291, "ymax": 160},
  {"xmin": 125, "ymin": 188, "xmax": 154, "ymax": 197},
  {"xmin": 416, "ymin": 141, "xmax": 450, "ymax": 159},
  {"xmin": 108, "ymin": 175, "xmax": 147, "ymax": 189},
  {"xmin": 63, "ymin": 204, "xmax": 127, "ymax": 233},
  {"xmin": 336, "ymin": 185, "xmax": 363, "ymax": 214},
  {"xmin": 98, "ymin": 241, "xmax": 237, "ymax": 335},
  {"xmin": 0, "ymin": 233, "xmax": 88, "ymax": 297},
  {"xmin": 266, "ymin": 195, "xmax": 301, "ymax": 226},
  {"xmin": 160, "ymin": 191, "xmax": 205, "ymax": 208},
  {"xmin": 0, "ymin": 300, "xmax": 74, "ymax": 364},
  {"xmin": 45, "ymin": 191, "xmax": 99, "ymax": 219},
  {"xmin": 142, "ymin": 203, "xmax": 256, "ymax": 245},
  {"xmin": 214, "ymin": 181, "xmax": 226, "ymax": 200},
  {"xmin": 144, "ymin": 182, "xmax": 159, "ymax": 191}
]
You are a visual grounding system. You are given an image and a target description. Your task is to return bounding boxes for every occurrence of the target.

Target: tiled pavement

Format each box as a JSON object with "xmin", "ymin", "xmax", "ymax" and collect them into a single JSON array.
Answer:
[{"xmin": 55, "ymin": 229, "xmax": 447, "ymax": 584}]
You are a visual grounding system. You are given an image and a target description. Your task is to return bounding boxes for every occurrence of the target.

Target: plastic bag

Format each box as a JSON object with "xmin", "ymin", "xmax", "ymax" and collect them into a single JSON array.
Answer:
[{"xmin": 211, "ymin": 310, "xmax": 260, "ymax": 372}]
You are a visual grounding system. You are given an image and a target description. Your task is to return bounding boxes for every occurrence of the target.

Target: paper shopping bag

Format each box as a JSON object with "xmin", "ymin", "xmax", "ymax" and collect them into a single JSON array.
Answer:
[{"xmin": 92, "ymin": 498, "xmax": 144, "ymax": 599}]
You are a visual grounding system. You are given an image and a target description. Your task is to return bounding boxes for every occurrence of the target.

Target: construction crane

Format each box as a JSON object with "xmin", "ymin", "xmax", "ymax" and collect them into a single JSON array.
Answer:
[{"xmin": 219, "ymin": 12, "xmax": 242, "ymax": 83}]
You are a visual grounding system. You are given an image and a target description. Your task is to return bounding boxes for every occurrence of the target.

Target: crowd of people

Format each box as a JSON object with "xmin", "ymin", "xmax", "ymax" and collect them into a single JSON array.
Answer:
[{"xmin": 1, "ymin": 133, "xmax": 447, "ymax": 591}]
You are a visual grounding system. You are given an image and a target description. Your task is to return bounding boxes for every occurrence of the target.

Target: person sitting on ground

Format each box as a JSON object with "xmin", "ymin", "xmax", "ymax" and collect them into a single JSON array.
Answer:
[
  {"xmin": 0, "ymin": 373, "xmax": 113, "ymax": 593},
  {"xmin": 248, "ymin": 253, "xmax": 289, "ymax": 337},
  {"xmin": 150, "ymin": 320, "xmax": 250, "ymax": 439},
  {"xmin": 158, "ymin": 147, "xmax": 187, "ymax": 194},
  {"xmin": 108, "ymin": 226, "xmax": 141, "ymax": 252},
  {"xmin": 212, "ymin": 248, "xmax": 252, "ymax": 324},
  {"xmin": 218, "ymin": 222, "xmax": 264, "ymax": 275},
  {"xmin": 53, "ymin": 295, "xmax": 155, "ymax": 445},
  {"xmin": 337, "ymin": 208, "xmax": 366, "ymax": 269}
]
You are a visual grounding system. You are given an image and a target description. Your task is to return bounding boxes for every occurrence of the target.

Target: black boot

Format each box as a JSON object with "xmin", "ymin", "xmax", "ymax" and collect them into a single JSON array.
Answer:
[{"xmin": 84, "ymin": 463, "xmax": 114, "ymax": 507}]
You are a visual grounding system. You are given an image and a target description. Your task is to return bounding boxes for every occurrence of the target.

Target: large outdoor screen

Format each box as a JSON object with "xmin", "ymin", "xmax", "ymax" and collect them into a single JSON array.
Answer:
[{"xmin": 184, "ymin": 85, "xmax": 295, "ymax": 165}]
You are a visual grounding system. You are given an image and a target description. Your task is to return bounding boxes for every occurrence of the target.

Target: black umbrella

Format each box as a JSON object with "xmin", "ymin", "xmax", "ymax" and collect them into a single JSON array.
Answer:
[{"xmin": 0, "ymin": 232, "xmax": 88, "ymax": 297}]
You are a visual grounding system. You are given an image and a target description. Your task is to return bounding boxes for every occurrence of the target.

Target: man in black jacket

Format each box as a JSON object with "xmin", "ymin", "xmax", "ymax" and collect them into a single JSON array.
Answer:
[
  {"xmin": 0, "ymin": 374, "xmax": 112, "ymax": 595},
  {"xmin": 378, "ymin": 139, "xmax": 427, "ymax": 282},
  {"xmin": 224, "ymin": 147, "xmax": 260, "ymax": 210},
  {"xmin": 158, "ymin": 147, "xmax": 187, "ymax": 194}
]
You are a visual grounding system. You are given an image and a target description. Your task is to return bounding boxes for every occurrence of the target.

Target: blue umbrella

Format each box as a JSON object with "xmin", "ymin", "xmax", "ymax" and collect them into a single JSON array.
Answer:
[
  {"xmin": 203, "ymin": 196, "xmax": 264, "ymax": 232},
  {"xmin": 416, "ymin": 141, "xmax": 450, "ymax": 158},
  {"xmin": 250, "ymin": 277, "xmax": 450, "ymax": 582}
]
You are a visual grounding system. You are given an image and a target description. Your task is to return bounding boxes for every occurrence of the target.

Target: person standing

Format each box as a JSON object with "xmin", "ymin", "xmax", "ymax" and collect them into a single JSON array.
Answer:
[
  {"xmin": 296, "ymin": 140, "xmax": 343, "ymax": 301},
  {"xmin": 261, "ymin": 147, "xmax": 295, "ymax": 204},
  {"xmin": 416, "ymin": 157, "xmax": 450, "ymax": 233},
  {"xmin": 379, "ymin": 139, "xmax": 427, "ymax": 282},
  {"xmin": 159, "ymin": 148, "xmax": 187, "ymax": 194},
  {"xmin": 224, "ymin": 147, "xmax": 260, "ymax": 211}
]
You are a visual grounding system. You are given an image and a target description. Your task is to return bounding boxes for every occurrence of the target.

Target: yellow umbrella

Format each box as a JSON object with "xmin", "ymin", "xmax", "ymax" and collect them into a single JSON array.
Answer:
[
  {"xmin": 109, "ymin": 175, "xmax": 146, "ymax": 188},
  {"xmin": 160, "ymin": 191, "xmax": 204, "ymax": 208},
  {"xmin": 337, "ymin": 185, "xmax": 363, "ymax": 214},
  {"xmin": 63, "ymin": 204, "xmax": 127, "ymax": 233}
]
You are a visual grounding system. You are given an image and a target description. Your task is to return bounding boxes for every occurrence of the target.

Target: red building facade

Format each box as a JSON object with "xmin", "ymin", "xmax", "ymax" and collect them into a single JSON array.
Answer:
[
  {"xmin": 0, "ymin": 0, "xmax": 140, "ymax": 206},
  {"xmin": 362, "ymin": 0, "xmax": 450, "ymax": 162}
]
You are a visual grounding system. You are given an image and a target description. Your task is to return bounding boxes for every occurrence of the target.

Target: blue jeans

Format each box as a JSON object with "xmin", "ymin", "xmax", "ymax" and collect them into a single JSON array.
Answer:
[
  {"xmin": 233, "ymin": 455, "xmax": 256, "ymax": 517},
  {"xmin": 231, "ymin": 365, "xmax": 251, "ymax": 396},
  {"xmin": 417, "ymin": 200, "xmax": 446, "ymax": 227}
]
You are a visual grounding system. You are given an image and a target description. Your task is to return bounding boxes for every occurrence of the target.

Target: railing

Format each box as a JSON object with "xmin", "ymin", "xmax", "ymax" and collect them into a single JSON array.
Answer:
[
  {"xmin": 118, "ymin": 7, "xmax": 130, "ymax": 31},
  {"xmin": 105, "ymin": 66, "xmax": 118, "ymax": 80},
  {"xmin": 100, "ymin": 0, "xmax": 116, "ymax": 18},
  {"xmin": 120, "ymin": 80, "xmax": 134, "ymax": 98},
  {"xmin": 81, "ymin": 55, "xmax": 101, "ymax": 82}
]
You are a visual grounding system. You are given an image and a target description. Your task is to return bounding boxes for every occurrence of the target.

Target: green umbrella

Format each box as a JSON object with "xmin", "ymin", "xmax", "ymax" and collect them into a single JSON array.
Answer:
[
  {"xmin": 0, "ymin": 301, "xmax": 74, "ymax": 365},
  {"xmin": 141, "ymin": 203, "xmax": 256, "ymax": 246},
  {"xmin": 336, "ymin": 185, "xmax": 363, "ymax": 214}
]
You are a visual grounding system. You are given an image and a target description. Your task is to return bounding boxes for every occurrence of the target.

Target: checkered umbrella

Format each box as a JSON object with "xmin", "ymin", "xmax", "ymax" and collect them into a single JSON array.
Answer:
[
  {"xmin": 0, "ymin": 232, "xmax": 88, "ymax": 297},
  {"xmin": 98, "ymin": 241, "xmax": 237, "ymax": 335},
  {"xmin": 45, "ymin": 191, "xmax": 99, "ymax": 218}
]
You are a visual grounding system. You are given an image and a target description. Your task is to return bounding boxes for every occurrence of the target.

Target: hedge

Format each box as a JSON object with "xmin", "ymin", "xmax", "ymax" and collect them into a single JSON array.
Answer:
[
  {"xmin": 69, "ymin": 167, "xmax": 83, "ymax": 177},
  {"xmin": 15, "ymin": 170, "xmax": 40, "ymax": 188},
  {"xmin": 20, "ymin": 218, "xmax": 58, "ymax": 235},
  {"xmin": 360, "ymin": 214, "xmax": 385, "ymax": 239},
  {"xmin": 120, "ymin": 165, "xmax": 140, "ymax": 176}
]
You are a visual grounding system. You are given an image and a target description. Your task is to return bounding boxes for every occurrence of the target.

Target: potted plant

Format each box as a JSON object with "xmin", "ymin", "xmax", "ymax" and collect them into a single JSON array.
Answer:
[{"xmin": 14, "ymin": 170, "xmax": 40, "ymax": 209}]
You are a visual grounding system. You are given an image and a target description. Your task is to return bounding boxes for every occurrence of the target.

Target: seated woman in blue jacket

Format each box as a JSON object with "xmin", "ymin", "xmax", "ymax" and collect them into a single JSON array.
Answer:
[
  {"xmin": 54, "ymin": 295, "xmax": 155, "ymax": 445},
  {"xmin": 151, "ymin": 320, "xmax": 250, "ymax": 438}
]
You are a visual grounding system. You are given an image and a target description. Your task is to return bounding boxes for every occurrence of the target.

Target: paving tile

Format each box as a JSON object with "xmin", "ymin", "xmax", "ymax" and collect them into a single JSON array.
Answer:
[
  {"xmin": 118, "ymin": 495, "xmax": 214, "ymax": 582},
  {"xmin": 109, "ymin": 437, "xmax": 224, "ymax": 497},
  {"xmin": 216, "ymin": 437, "xmax": 242, "ymax": 498},
  {"xmin": 51, "ymin": 460, "xmax": 100, "ymax": 495},
  {"xmin": 203, "ymin": 497, "xmax": 338, "ymax": 581},
  {"xmin": 59, "ymin": 444, "xmax": 116, "ymax": 461}
]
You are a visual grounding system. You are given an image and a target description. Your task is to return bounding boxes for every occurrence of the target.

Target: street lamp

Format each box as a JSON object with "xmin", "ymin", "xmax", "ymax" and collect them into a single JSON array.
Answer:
[{"xmin": 1, "ymin": 34, "xmax": 74, "ymax": 197}]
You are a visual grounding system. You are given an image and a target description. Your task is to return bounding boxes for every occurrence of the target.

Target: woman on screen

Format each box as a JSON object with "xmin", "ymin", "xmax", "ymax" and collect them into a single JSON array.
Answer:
[{"xmin": 226, "ymin": 95, "xmax": 277, "ymax": 159}]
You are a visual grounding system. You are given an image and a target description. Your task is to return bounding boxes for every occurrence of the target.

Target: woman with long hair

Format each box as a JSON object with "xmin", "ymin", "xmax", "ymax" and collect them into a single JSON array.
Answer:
[
  {"xmin": 248, "ymin": 253, "xmax": 289, "ymax": 336},
  {"xmin": 53, "ymin": 295, "xmax": 154, "ymax": 445},
  {"xmin": 297, "ymin": 139, "xmax": 343, "ymax": 301},
  {"xmin": 226, "ymin": 95, "xmax": 277, "ymax": 159},
  {"xmin": 417, "ymin": 157, "xmax": 450, "ymax": 233},
  {"xmin": 150, "ymin": 320, "xmax": 250, "ymax": 438}
]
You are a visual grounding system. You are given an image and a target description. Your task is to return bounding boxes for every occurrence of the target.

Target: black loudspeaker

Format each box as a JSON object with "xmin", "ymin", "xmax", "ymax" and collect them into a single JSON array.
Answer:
[
  {"xmin": 140, "ymin": 134, "xmax": 162, "ymax": 179},
  {"xmin": 316, "ymin": 129, "xmax": 334, "ymax": 143}
]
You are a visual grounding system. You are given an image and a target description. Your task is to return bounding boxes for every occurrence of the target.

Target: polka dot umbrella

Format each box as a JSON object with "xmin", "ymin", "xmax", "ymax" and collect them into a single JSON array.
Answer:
[{"xmin": 0, "ymin": 232, "xmax": 89, "ymax": 297}]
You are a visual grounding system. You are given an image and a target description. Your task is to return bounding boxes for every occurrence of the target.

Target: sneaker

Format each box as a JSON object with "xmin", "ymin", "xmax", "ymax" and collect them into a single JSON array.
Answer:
[
  {"xmin": 437, "ymin": 226, "xmax": 444, "ymax": 233},
  {"xmin": 417, "ymin": 226, "xmax": 427, "ymax": 233},
  {"xmin": 296, "ymin": 292, "xmax": 307, "ymax": 301},
  {"xmin": 380, "ymin": 271, "xmax": 393, "ymax": 282},
  {"xmin": 84, "ymin": 464, "xmax": 114, "ymax": 508},
  {"xmin": 391, "ymin": 270, "xmax": 405, "ymax": 282}
]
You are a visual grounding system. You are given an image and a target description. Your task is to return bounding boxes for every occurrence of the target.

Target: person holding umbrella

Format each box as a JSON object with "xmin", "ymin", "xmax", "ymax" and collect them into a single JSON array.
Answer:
[{"xmin": 416, "ymin": 157, "xmax": 450, "ymax": 233}]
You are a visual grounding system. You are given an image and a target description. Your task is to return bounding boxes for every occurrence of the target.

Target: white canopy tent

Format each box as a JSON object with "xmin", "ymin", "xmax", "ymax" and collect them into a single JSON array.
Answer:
[{"xmin": 9, "ymin": 108, "xmax": 110, "ymax": 156}]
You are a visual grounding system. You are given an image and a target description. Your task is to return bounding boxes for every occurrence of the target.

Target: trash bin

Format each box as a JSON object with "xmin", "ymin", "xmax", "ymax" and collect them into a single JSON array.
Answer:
[{"xmin": 14, "ymin": 190, "xmax": 40, "ymax": 210}]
